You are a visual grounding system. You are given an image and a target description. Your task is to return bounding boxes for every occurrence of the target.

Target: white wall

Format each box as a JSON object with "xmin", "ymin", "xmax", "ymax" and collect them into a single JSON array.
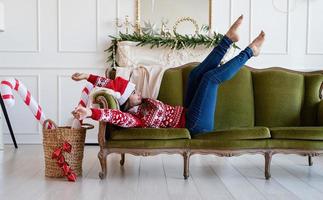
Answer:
[{"xmin": 0, "ymin": 0, "xmax": 322, "ymax": 144}]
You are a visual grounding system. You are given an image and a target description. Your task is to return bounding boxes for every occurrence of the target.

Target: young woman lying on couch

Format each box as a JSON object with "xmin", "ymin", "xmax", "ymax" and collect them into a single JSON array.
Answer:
[{"xmin": 71, "ymin": 15, "xmax": 265, "ymax": 136}]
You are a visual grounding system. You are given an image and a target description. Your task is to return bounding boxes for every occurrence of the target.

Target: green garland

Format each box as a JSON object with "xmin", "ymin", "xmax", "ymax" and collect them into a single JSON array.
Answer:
[{"xmin": 105, "ymin": 32, "xmax": 240, "ymax": 68}]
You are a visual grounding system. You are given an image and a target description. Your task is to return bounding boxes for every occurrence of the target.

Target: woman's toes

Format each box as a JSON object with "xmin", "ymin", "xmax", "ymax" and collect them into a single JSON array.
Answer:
[
  {"xmin": 225, "ymin": 15, "xmax": 243, "ymax": 42},
  {"xmin": 249, "ymin": 31, "xmax": 266, "ymax": 57}
]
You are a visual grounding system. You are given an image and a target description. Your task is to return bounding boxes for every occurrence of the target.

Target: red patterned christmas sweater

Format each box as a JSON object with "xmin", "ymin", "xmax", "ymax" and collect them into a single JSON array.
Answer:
[{"xmin": 87, "ymin": 74, "xmax": 186, "ymax": 128}]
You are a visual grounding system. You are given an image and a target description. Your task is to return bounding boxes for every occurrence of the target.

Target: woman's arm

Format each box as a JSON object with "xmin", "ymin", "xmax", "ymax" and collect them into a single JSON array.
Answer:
[
  {"xmin": 72, "ymin": 73, "xmax": 131, "ymax": 93},
  {"xmin": 86, "ymin": 74, "xmax": 113, "ymax": 88},
  {"xmin": 72, "ymin": 105, "xmax": 144, "ymax": 128},
  {"xmin": 91, "ymin": 108, "xmax": 144, "ymax": 128},
  {"xmin": 141, "ymin": 98, "xmax": 166, "ymax": 128},
  {"xmin": 71, "ymin": 72, "xmax": 113, "ymax": 87}
]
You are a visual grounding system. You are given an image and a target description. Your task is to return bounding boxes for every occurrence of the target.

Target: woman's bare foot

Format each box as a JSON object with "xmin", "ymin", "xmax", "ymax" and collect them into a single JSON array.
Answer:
[
  {"xmin": 249, "ymin": 31, "xmax": 265, "ymax": 57},
  {"xmin": 225, "ymin": 15, "xmax": 243, "ymax": 42}
]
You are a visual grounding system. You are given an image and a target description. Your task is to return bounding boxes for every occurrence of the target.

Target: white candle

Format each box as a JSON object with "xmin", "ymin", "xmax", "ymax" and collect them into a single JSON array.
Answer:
[{"xmin": 0, "ymin": 2, "xmax": 4, "ymax": 32}]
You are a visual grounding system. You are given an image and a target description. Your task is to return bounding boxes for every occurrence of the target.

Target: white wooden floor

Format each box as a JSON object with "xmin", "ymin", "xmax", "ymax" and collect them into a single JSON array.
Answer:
[{"xmin": 2, "ymin": 145, "xmax": 323, "ymax": 200}]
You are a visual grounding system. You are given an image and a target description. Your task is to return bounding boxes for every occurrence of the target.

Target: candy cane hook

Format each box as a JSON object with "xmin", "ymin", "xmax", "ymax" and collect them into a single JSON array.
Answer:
[{"xmin": 0, "ymin": 78, "xmax": 53, "ymax": 129}]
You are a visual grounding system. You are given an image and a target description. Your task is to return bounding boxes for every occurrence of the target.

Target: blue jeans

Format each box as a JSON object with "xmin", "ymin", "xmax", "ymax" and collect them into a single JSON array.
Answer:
[{"xmin": 184, "ymin": 35, "xmax": 253, "ymax": 136}]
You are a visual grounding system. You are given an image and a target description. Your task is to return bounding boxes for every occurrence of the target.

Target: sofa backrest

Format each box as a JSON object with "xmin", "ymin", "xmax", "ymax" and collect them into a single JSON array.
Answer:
[
  {"xmin": 214, "ymin": 67, "xmax": 255, "ymax": 130},
  {"xmin": 158, "ymin": 63, "xmax": 323, "ymax": 129},
  {"xmin": 252, "ymin": 68, "xmax": 323, "ymax": 127},
  {"xmin": 302, "ymin": 74, "xmax": 323, "ymax": 125},
  {"xmin": 252, "ymin": 69, "xmax": 304, "ymax": 127},
  {"xmin": 158, "ymin": 62, "xmax": 202, "ymax": 106},
  {"xmin": 158, "ymin": 63, "xmax": 255, "ymax": 130}
]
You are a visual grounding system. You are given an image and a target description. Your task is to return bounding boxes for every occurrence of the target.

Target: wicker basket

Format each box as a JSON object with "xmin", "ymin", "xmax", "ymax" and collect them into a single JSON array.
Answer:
[{"xmin": 42, "ymin": 119, "xmax": 94, "ymax": 178}]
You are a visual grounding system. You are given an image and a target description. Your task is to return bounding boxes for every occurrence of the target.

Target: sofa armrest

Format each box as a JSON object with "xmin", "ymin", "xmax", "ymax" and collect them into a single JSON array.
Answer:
[
  {"xmin": 318, "ymin": 100, "xmax": 323, "ymax": 126},
  {"xmin": 92, "ymin": 91, "xmax": 120, "ymax": 146},
  {"xmin": 93, "ymin": 91, "xmax": 119, "ymax": 109}
]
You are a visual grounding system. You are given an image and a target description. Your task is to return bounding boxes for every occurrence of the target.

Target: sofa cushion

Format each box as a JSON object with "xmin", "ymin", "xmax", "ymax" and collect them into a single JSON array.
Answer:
[
  {"xmin": 214, "ymin": 67, "xmax": 255, "ymax": 129},
  {"xmin": 109, "ymin": 128, "xmax": 191, "ymax": 140},
  {"xmin": 270, "ymin": 127, "xmax": 323, "ymax": 140},
  {"xmin": 189, "ymin": 139, "xmax": 268, "ymax": 149},
  {"xmin": 267, "ymin": 139, "xmax": 323, "ymax": 150},
  {"xmin": 106, "ymin": 139, "xmax": 189, "ymax": 149},
  {"xmin": 192, "ymin": 127, "xmax": 270, "ymax": 140},
  {"xmin": 252, "ymin": 69, "xmax": 304, "ymax": 127}
]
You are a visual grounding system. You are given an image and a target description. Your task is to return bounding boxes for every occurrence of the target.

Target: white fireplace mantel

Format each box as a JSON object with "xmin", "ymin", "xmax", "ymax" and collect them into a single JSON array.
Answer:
[
  {"xmin": 116, "ymin": 41, "xmax": 235, "ymax": 68},
  {"xmin": 113, "ymin": 41, "xmax": 236, "ymax": 99}
]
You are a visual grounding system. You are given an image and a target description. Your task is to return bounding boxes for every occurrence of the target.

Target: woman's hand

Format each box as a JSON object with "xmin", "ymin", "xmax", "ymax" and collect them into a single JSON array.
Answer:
[
  {"xmin": 71, "ymin": 106, "xmax": 92, "ymax": 120},
  {"xmin": 71, "ymin": 73, "xmax": 89, "ymax": 81}
]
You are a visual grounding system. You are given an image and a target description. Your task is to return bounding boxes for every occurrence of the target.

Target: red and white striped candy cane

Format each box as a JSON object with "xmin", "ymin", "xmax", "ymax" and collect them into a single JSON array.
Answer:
[
  {"xmin": 78, "ymin": 82, "xmax": 94, "ymax": 108},
  {"xmin": 0, "ymin": 78, "xmax": 53, "ymax": 129},
  {"xmin": 71, "ymin": 82, "xmax": 94, "ymax": 129}
]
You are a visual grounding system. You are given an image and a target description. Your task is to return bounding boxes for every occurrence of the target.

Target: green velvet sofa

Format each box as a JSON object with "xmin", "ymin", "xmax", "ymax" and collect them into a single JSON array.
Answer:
[{"xmin": 94, "ymin": 62, "xmax": 323, "ymax": 180}]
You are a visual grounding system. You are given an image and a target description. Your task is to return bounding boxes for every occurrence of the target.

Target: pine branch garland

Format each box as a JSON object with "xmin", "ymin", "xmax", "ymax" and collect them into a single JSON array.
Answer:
[{"xmin": 106, "ymin": 32, "xmax": 240, "ymax": 68}]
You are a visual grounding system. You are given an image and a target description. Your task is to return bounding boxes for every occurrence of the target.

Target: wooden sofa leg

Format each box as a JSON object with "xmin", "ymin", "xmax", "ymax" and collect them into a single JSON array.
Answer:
[
  {"xmin": 120, "ymin": 153, "xmax": 125, "ymax": 166},
  {"xmin": 308, "ymin": 155, "xmax": 313, "ymax": 166},
  {"xmin": 183, "ymin": 152, "xmax": 190, "ymax": 179},
  {"xmin": 265, "ymin": 152, "xmax": 272, "ymax": 180},
  {"xmin": 98, "ymin": 149, "xmax": 108, "ymax": 179}
]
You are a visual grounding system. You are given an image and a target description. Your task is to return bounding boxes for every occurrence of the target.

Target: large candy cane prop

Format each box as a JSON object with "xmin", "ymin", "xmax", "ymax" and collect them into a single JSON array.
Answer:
[
  {"xmin": 71, "ymin": 82, "xmax": 94, "ymax": 129},
  {"xmin": 78, "ymin": 82, "xmax": 94, "ymax": 108},
  {"xmin": 0, "ymin": 78, "xmax": 53, "ymax": 129}
]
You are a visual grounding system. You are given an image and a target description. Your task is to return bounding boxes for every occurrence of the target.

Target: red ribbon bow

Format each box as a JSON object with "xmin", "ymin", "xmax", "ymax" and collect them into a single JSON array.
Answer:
[
  {"xmin": 51, "ymin": 147, "xmax": 62, "ymax": 159},
  {"xmin": 67, "ymin": 172, "xmax": 77, "ymax": 182},
  {"xmin": 56, "ymin": 155, "xmax": 65, "ymax": 168},
  {"xmin": 62, "ymin": 141, "xmax": 72, "ymax": 153},
  {"xmin": 62, "ymin": 163, "xmax": 71, "ymax": 176},
  {"xmin": 51, "ymin": 141, "xmax": 77, "ymax": 182}
]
